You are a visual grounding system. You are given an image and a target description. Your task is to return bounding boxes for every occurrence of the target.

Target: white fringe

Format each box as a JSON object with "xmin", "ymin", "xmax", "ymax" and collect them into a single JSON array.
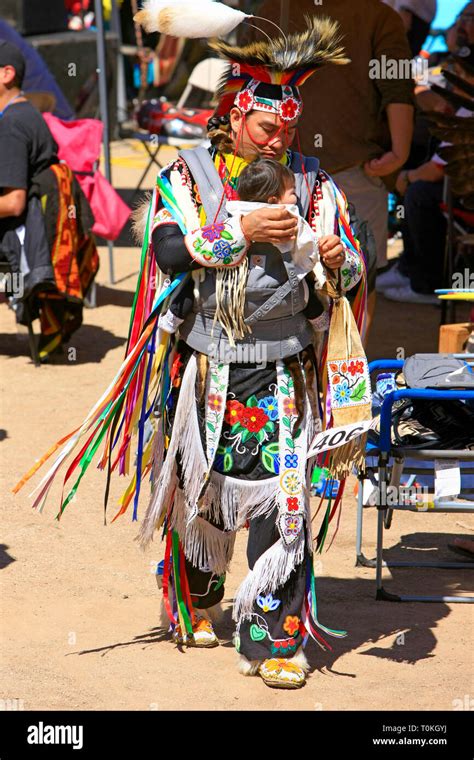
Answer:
[
  {"xmin": 237, "ymin": 654, "xmax": 261, "ymax": 676},
  {"xmin": 150, "ymin": 415, "xmax": 165, "ymax": 490},
  {"xmin": 137, "ymin": 354, "xmax": 200, "ymax": 548},
  {"xmin": 199, "ymin": 471, "xmax": 280, "ymax": 530},
  {"xmin": 171, "ymin": 490, "xmax": 236, "ymax": 575},
  {"xmin": 291, "ymin": 646, "xmax": 310, "ymax": 673},
  {"xmin": 233, "ymin": 532, "xmax": 306, "ymax": 623},
  {"xmin": 182, "ymin": 516, "xmax": 236, "ymax": 575}
]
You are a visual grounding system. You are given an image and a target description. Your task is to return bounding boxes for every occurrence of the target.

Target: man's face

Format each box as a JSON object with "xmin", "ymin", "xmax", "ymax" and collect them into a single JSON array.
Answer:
[
  {"xmin": 229, "ymin": 108, "xmax": 299, "ymax": 162},
  {"xmin": 456, "ymin": 3, "xmax": 474, "ymax": 46}
]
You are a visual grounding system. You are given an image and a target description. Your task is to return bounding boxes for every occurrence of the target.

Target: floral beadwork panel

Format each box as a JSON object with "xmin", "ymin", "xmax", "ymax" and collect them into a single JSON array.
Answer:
[
  {"xmin": 215, "ymin": 391, "xmax": 279, "ymax": 476},
  {"xmin": 276, "ymin": 363, "xmax": 308, "ymax": 546},
  {"xmin": 327, "ymin": 358, "xmax": 371, "ymax": 410},
  {"xmin": 185, "ymin": 217, "xmax": 249, "ymax": 268}
]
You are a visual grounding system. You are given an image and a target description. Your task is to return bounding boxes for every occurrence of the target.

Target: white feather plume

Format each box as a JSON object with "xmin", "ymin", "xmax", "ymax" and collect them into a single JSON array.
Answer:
[{"xmin": 134, "ymin": 0, "xmax": 250, "ymax": 39}]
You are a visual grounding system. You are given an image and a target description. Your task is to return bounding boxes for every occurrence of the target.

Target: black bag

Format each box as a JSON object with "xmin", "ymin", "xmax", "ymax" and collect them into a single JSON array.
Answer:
[{"xmin": 392, "ymin": 397, "xmax": 474, "ymax": 449}]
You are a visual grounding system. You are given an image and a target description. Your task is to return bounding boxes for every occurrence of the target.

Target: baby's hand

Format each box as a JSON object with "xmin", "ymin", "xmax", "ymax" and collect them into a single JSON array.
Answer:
[{"xmin": 319, "ymin": 235, "xmax": 345, "ymax": 270}]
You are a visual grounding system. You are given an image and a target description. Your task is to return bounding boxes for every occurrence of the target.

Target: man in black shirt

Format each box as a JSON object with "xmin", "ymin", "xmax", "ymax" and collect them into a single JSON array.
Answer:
[
  {"xmin": 0, "ymin": 41, "xmax": 99, "ymax": 362},
  {"xmin": 0, "ymin": 40, "xmax": 58, "ymax": 236}
]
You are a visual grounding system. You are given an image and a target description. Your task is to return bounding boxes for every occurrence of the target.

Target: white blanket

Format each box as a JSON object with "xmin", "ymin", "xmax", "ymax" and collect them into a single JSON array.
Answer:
[{"xmin": 225, "ymin": 200, "xmax": 327, "ymax": 288}]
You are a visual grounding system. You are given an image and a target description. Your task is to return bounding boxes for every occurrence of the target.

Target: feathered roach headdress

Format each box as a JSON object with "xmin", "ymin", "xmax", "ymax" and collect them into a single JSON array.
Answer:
[
  {"xmin": 209, "ymin": 16, "xmax": 349, "ymax": 121},
  {"xmin": 134, "ymin": 2, "xmax": 349, "ymax": 122}
]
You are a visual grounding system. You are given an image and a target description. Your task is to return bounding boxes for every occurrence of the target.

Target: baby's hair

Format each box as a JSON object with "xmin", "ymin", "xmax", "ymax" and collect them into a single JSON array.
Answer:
[{"xmin": 237, "ymin": 158, "xmax": 295, "ymax": 203}]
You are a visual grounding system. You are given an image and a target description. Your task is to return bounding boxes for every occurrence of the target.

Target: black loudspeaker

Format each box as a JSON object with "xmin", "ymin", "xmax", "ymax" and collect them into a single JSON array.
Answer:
[
  {"xmin": 1, "ymin": 0, "xmax": 68, "ymax": 36},
  {"xmin": 28, "ymin": 31, "xmax": 119, "ymax": 135}
]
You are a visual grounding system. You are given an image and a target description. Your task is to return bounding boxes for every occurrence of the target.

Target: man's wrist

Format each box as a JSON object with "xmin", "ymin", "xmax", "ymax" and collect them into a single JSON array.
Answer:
[{"xmin": 239, "ymin": 214, "xmax": 252, "ymax": 243}]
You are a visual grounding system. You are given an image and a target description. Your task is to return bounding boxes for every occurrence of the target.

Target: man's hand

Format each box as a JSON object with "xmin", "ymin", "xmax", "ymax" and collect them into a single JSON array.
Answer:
[
  {"xmin": 395, "ymin": 170, "xmax": 410, "ymax": 196},
  {"xmin": 319, "ymin": 234, "xmax": 345, "ymax": 269},
  {"xmin": 240, "ymin": 206, "xmax": 298, "ymax": 244},
  {"xmin": 0, "ymin": 188, "xmax": 27, "ymax": 219},
  {"xmin": 364, "ymin": 150, "xmax": 407, "ymax": 178}
]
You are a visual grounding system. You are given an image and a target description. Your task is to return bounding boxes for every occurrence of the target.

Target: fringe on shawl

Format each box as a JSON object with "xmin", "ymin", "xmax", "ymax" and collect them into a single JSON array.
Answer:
[
  {"xmin": 136, "ymin": 352, "xmax": 201, "ymax": 548},
  {"xmin": 213, "ymin": 256, "xmax": 251, "ymax": 347},
  {"xmin": 233, "ymin": 532, "xmax": 306, "ymax": 622},
  {"xmin": 171, "ymin": 487, "xmax": 237, "ymax": 575}
]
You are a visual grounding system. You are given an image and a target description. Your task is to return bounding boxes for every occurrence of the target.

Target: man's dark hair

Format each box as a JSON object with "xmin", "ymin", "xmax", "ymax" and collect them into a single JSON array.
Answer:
[
  {"xmin": 237, "ymin": 158, "xmax": 295, "ymax": 202},
  {"xmin": 0, "ymin": 41, "xmax": 26, "ymax": 88}
]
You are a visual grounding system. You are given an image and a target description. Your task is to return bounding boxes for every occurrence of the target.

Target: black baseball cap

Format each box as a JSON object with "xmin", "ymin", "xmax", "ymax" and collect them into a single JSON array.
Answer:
[{"xmin": 0, "ymin": 40, "xmax": 26, "ymax": 86}]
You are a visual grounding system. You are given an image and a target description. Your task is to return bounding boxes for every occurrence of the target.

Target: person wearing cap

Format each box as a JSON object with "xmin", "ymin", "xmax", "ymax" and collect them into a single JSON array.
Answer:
[
  {"xmin": 0, "ymin": 41, "xmax": 57, "ymax": 225},
  {"xmin": 0, "ymin": 40, "xmax": 98, "ymax": 360},
  {"xmin": 0, "ymin": 20, "xmax": 74, "ymax": 120}
]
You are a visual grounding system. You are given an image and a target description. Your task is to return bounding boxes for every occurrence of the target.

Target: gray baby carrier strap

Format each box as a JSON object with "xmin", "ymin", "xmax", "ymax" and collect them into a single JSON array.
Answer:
[
  {"xmin": 177, "ymin": 146, "xmax": 317, "ymax": 325},
  {"xmin": 178, "ymin": 146, "xmax": 229, "ymax": 224}
]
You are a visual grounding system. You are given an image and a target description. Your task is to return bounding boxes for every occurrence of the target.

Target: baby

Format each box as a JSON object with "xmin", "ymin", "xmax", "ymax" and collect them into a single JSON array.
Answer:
[
  {"xmin": 228, "ymin": 158, "xmax": 326, "ymax": 295},
  {"xmin": 158, "ymin": 158, "xmax": 326, "ymax": 333}
]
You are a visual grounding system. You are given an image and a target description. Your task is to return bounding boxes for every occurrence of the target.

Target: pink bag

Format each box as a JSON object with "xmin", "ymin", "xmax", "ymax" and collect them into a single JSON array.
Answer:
[{"xmin": 43, "ymin": 113, "xmax": 131, "ymax": 241}]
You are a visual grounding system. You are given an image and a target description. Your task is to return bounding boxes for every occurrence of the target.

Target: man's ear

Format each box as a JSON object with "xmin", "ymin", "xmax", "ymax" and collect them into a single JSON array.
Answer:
[
  {"xmin": 229, "ymin": 106, "xmax": 242, "ymax": 134},
  {"xmin": 1, "ymin": 65, "xmax": 17, "ymax": 88}
]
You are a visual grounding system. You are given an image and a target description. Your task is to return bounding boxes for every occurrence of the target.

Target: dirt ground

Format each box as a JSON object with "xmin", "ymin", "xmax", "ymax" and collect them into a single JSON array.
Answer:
[{"xmin": 1, "ymin": 142, "xmax": 473, "ymax": 711}]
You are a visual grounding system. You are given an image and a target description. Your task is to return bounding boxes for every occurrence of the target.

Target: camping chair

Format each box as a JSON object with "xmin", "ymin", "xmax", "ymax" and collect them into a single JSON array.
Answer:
[
  {"xmin": 121, "ymin": 57, "xmax": 229, "ymax": 198},
  {"xmin": 355, "ymin": 356, "xmax": 474, "ymax": 603}
]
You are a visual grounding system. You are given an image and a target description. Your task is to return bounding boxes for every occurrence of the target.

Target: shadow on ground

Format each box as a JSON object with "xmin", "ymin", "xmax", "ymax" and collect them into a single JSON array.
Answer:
[
  {"xmin": 0, "ymin": 324, "xmax": 126, "ymax": 365},
  {"xmin": 71, "ymin": 531, "xmax": 472, "ymax": 675}
]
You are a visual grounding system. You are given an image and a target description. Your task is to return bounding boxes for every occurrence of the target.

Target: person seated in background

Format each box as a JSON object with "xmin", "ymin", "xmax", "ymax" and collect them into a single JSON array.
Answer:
[
  {"xmin": 246, "ymin": 0, "xmax": 414, "ymax": 341},
  {"xmin": 0, "ymin": 41, "xmax": 98, "ymax": 362},
  {"xmin": 378, "ymin": 45, "xmax": 474, "ymax": 304},
  {"xmin": 0, "ymin": 20, "xmax": 74, "ymax": 121},
  {"xmin": 383, "ymin": 0, "xmax": 438, "ymax": 57}
]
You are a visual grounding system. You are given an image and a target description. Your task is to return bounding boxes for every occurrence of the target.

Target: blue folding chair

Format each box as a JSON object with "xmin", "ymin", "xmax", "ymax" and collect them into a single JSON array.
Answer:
[{"xmin": 356, "ymin": 357, "xmax": 474, "ymax": 602}]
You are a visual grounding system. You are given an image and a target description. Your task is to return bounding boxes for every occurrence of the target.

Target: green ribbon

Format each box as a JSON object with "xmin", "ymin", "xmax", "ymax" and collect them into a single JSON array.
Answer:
[{"xmin": 172, "ymin": 531, "xmax": 194, "ymax": 638}]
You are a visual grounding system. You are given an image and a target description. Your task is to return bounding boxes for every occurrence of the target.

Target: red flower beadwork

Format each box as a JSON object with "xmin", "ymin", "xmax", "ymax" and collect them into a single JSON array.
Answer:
[
  {"xmin": 225, "ymin": 399, "xmax": 245, "ymax": 425},
  {"xmin": 235, "ymin": 89, "xmax": 254, "ymax": 113},
  {"xmin": 287, "ymin": 497, "xmax": 299, "ymax": 511},
  {"xmin": 237, "ymin": 405, "xmax": 269, "ymax": 433},
  {"xmin": 208, "ymin": 393, "xmax": 224, "ymax": 412},
  {"xmin": 279, "ymin": 97, "xmax": 301, "ymax": 122},
  {"xmin": 283, "ymin": 397, "xmax": 297, "ymax": 416},
  {"xmin": 283, "ymin": 616, "xmax": 300, "ymax": 636},
  {"xmin": 348, "ymin": 360, "xmax": 364, "ymax": 377}
]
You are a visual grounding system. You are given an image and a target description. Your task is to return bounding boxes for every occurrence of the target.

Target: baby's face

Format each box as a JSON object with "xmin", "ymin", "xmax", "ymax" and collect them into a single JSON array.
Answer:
[{"xmin": 276, "ymin": 181, "xmax": 297, "ymax": 205}]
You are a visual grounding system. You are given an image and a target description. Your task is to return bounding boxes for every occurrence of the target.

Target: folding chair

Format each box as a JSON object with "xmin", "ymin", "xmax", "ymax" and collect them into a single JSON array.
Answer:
[
  {"xmin": 356, "ymin": 356, "xmax": 474, "ymax": 603},
  {"xmin": 122, "ymin": 57, "xmax": 229, "ymax": 198}
]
